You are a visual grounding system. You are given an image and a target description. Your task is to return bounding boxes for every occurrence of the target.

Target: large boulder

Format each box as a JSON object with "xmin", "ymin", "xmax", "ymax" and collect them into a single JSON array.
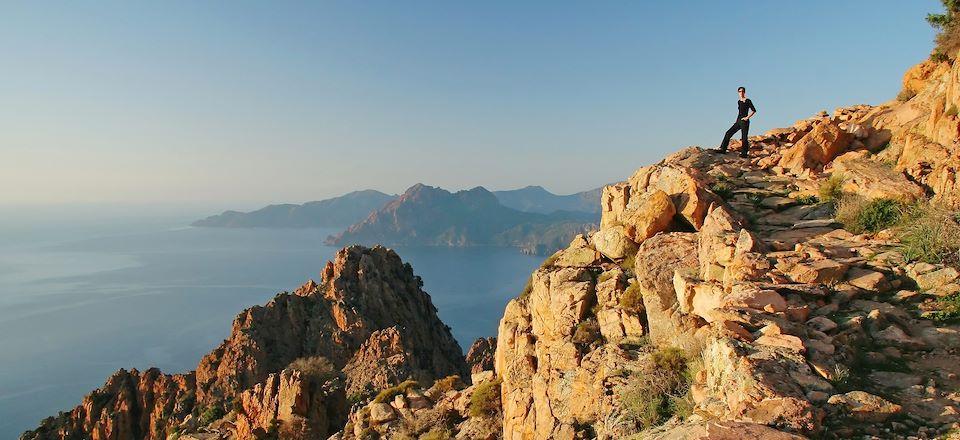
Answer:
[
  {"xmin": 779, "ymin": 120, "xmax": 853, "ymax": 171},
  {"xmin": 592, "ymin": 225, "xmax": 638, "ymax": 260},
  {"xmin": 618, "ymin": 189, "xmax": 677, "ymax": 242}
]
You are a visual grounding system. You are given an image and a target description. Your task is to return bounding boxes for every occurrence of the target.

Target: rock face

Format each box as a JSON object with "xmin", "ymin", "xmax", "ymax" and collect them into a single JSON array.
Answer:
[
  {"xmin": 23, "ymin": 246, "xmax": 468, "ymax": 440},
  {"xmin": 495, "ymin": 136, "xmax": 960, "ymax": 438}
]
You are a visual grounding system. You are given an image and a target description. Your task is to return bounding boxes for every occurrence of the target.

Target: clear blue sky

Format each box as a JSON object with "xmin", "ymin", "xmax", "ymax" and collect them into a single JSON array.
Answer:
[{"xmin": 0, "ymin": 1, "xmax": 941, "ymax": 206}]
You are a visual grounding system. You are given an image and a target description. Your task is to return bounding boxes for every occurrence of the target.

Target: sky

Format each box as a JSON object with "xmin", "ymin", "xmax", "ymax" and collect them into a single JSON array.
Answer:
[{"xmin": 0, "ymin": 1, "xmax": 943, "ymax": 207}]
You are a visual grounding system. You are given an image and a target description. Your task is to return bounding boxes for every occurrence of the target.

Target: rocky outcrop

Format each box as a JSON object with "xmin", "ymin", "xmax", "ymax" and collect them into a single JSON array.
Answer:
[
  {"xmin": 23, "ymin": 246, "xmax": 468, "ymax": 440},
  {"xmin": 466, "ymin": 337, "xmax": 497, "ymax": 375},
  {"xmin": 495, "ymin": 140, "xmax": 960, "ymax": 439}
]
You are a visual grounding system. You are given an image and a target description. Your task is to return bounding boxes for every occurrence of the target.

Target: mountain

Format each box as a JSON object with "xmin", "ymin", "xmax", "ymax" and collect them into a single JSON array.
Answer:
[
  {"xmin": 492, "ymin": 185, "xmax": 602, "ymax": 214},
  {"xmin": 191, "ymin": 190, "xmax": 396, "ymax": 228},
  {"xmin": 325, "ymin": 184, "xmax": 597, "ymax": 253},
  {"xmin": 22, "ymin": 246, "xmax": 468, "ymax": 440}
]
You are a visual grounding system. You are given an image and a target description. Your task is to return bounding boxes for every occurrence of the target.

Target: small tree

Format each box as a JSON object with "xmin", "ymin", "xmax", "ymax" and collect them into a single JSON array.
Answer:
[{"xmin": 928, "ymin": 0, "xmax": 960, "ymax": 61}]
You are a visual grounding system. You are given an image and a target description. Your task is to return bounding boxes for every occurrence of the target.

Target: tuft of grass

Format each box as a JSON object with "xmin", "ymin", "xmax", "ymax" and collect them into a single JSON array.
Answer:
[
  {"xmin": 597, "ymin": 271, "xmax": 616, "ymax": 284},
  {"xmin": 620, "ymin": 252, "xmax": 637, "ymax": 272},
  {"xmin": 519, "ymin": 276, "xmax": 534, "ymax": 299},
  {"xmin": 373, "ymin": 379, "xmax": 418, "ymax": 403},
  {"xmin": 619, "ymin": 282, "xmax": 644, "ymax": 314},
  {"xmin": 541, "ymin": 253, "xmax": 561, "ymax": 268},
  {"xmin": 899, "ymin": 202, "xmax": 960, "ymax": 265},
  {"xmin": 948, "ymin": 104, "xmax": 959, "ymax": 117},
  {"xmin": 745, "ymin": 193, "xmax": 764, "ymax": 208},
  {"xmin": 835, "ymin": 197, "xmax": 903, "ymax": 234},
  {"xmin": 468, "ymin": 379, "xmax": 502, "ymax": 418},
  {"xmin": 819, "ymin": 174, "xmax": 846, "ymax": 204}
]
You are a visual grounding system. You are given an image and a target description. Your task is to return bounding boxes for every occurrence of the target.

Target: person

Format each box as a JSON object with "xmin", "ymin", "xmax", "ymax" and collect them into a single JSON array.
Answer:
[{"xmin": 717, "ymin": 86, "xmax": 757, "ymax": 158}]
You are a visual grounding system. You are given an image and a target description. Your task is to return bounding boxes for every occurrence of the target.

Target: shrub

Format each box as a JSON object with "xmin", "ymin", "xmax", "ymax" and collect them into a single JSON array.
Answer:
[
  {"xmin": 468, "ymin": 379, "xmax": 502, "ymax": 418},
  {"xmin": 948, "ymin": 104, "xmax": 959, "ymax": 117},
  {"xmin": 835, "ymin": 197, "xmax": 902, "ymax": 234},
  {"xmin": 572, "ymin": 319, "xmax": 602, "ymax": 345},
  {"xmin": 199, "ymin": 406, "xmax": 224, "ymax": 426},
  {"xmin": 419, "ymin": 427, "xmax": 453, "ymax": 440},
  {"xmin": 819, "ymin": 174, "xmax": 846, "ymax": 204},
  {"xmin": 745, "ymin": 192, "xmax": 764, "ymax": 208},
  {"xmin": 373, "ymin": 379, "xmax": 418, "ymax": 403},
  {"xmin": 597, "ymin": 270, "xmax": 616, "ymax": 283},
  {"xmin": 619, "ymin": 252, "xmax": 637, "ymax": 272},
  {"xmin": 710, "ymin": 181, "xmax": 734, "ymax": 200},
  {"xmin": 898, "ymin": 203, "xmax": 960, "ymax": 264},
  {"xmin": 288, "ymin": 356, "xmax": 336, "ymax": 382},
  {"xmin": 619, "ymin": 347, "xmax": 692, "ymax": 431},
  {"xmin": 430, "ymin": 375, "xmax": 464, "ymax": 394},
  {"xmin": 897, "ymin": 88, "xmax": 918, "ymax": 102},
  {"xmin": 929, "ymin": 293, "xmax": 960, "ymax": 322},
  {"xmin": 619, "ymin": 282, "xmax": 644, "ymax": 314},
  {"xmin": 794, "ymin": 194, "xmax": 819, "ymax": 205}
]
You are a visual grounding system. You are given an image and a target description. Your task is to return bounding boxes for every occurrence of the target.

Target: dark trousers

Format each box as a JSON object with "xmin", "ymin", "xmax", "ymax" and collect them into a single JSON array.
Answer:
[{"xmin": 720, "ymin": 119, "xmax": 750, "ymax": 155}]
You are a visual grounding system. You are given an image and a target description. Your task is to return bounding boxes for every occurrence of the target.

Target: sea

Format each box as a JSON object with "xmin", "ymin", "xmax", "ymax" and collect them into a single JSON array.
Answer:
[{"xmin": 0, "ymin": 204, "xmax": 543, "ymax": 439}]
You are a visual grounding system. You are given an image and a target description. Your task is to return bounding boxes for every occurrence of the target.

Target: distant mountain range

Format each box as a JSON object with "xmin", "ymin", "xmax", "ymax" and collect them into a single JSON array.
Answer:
[
  {"xmin": 325, "ymin": 184, "xmax": 596, "ymax": 252},
  {"xmin": 494, "ymin": 185, "xmax": 601, "ymax": 214},
  {"xmin": 192, "ymin": 190, "xmax": 396, "ymax": 228}
]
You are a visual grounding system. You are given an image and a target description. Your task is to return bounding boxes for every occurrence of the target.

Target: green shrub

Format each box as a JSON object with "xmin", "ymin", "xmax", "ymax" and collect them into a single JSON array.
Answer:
[
  {"xmin": 745, "ymin": 192, "xmax": 764, "ymax": 208},
  {"xmin": 619, "ymin": 282, "xmax": 644, "ymax": 314},
  {"xmin": 710, "ymin": 181, "xmax": 734, "ymax": 200},
  {"xmin": 835, "ymin": 197, "xmax": 903, "ymax": 234},
  {"xmin": 794, "ymin": 194, "xmax": 819, "ymax": 205},
  {"xmin": 929, "ymin": 293, "xmax": 960, "ymax": 322},
  {"xmin": 572, "ymin": 319, "xmax": 602, "ymax": 345},
  {"xmin": 373, "ymin": 379, "xmax": 418, "ymax": 403},
  {"xmin": 948, "ymin": 104, "xmax": 959, "ymax": 117},
  {"xmin": 898, "ymin": 203, "xmax": 960, "ymax": 264},
  {"xmin": 199, "ymin": 406, "xmax": 224, "ymax": 426},
  {"xmin": 597, "ymin": 271, "xmax": 616, "ymax": 283},
  {"xmin": 468, "ymin": 379, "xmax": 502, "ymax": 418},
  {"xmin": 819, "ymin": 174, "xmax": 846, "ymax": 204},
  {"xmin": 620, "ymin": 252, "xmax": 637, "ymax": 272}
]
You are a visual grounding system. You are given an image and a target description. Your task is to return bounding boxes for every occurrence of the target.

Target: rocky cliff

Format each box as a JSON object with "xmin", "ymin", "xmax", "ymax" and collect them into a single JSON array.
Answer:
[
  {"xmin": 22, "ymin": 246, "xmax": 468, "ymax": 440},
  {"xmin": 494, "ymin": 93, "xmax": 960, "ymax": 439}
]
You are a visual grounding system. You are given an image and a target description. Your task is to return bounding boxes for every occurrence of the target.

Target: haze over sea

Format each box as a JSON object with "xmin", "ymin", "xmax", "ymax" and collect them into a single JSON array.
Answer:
[{"xmin": 0, "ymin": 204, "xmax": 542, "ymax": 439}]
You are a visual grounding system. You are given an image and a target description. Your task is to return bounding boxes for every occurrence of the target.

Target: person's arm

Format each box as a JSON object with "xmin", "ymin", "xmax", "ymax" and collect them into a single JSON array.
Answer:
[{"xmin": 742, "ymin": 100, "xmax": 757, "ymax": 120}]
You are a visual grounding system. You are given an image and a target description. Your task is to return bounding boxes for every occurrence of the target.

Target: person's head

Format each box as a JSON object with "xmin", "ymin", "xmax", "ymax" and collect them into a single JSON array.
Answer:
[{"xmin": 737, "ymin": 86, "xmax": 746, "ymax": 97}]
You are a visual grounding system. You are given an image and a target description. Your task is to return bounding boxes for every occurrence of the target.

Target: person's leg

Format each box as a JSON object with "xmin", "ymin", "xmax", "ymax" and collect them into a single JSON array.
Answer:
[
  {"xmin": 719, "ymin": 121, "xmax": 741, "ymax": 152},
  {"xmin": 739, "ymin": 120, "xmax": 750, "ymax": 157}
]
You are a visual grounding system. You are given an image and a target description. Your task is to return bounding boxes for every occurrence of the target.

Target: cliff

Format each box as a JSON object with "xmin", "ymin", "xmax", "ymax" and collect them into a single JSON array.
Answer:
[
  {"xmin": 22, "ymin": 246, "xmax": 468, "ymax": 440},
  {"xmin": 494, "ymin": 99, "xmax": 960, "ymax": 439}
]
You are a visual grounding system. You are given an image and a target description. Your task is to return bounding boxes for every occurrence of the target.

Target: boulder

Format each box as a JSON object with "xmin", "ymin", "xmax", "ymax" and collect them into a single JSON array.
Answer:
[
  {"xmin": 827, "ymin": 391, "xmax": 902, "ymax": 422},
  {"xmin": 619, "ymin": 189, "xmax": 676, "ymax": 242},
  {"xmin": 845, "ymin": 267, "xmax": 890, "ymax": 292},
  {"xmin": 778, "ymin": 121, "xmax": 853, "ymax": 171},
  {"xmin": 592, "ymin": 225, "xmax": 638, "ymax": 260},
  {"xmin": 787, "ymin": 260, "xmax": 849, "ymax": 284},
  {"xmin": 831, "ymin": 157, "xmax": 924, "ymax": 202}
]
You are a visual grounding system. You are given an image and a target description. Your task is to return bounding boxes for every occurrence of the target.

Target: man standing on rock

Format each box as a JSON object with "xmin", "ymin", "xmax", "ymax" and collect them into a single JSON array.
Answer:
[{"xmin": 717, "ymin": 86, "xmax": 757, "ymax": 158}]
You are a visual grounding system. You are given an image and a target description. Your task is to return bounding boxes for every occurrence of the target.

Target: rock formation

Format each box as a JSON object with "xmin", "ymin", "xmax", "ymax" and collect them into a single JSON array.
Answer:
[{"xmin": 22, "ymin": 246, "xmax": 467, "ymax": 440}]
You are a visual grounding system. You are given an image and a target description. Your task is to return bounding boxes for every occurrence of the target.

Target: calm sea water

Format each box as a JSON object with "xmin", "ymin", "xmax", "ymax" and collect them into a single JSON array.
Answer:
[{"xmin": 0, "ymin": 205, "xmax": 543, "ymax": 439}]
